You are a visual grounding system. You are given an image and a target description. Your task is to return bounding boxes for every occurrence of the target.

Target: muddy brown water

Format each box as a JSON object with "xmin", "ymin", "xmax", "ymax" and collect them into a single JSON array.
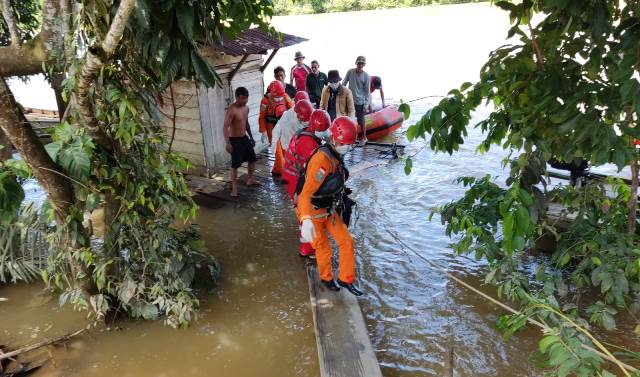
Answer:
[{"xmin": 2, "ymin": 3, "xmax": 639, "ymax": 377}]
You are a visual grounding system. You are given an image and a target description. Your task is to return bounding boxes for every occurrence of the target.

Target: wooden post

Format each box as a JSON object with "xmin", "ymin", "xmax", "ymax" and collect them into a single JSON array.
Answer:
[{"xmin": 260, "ymin": 48, "xmax": 279, "ymax": 73}]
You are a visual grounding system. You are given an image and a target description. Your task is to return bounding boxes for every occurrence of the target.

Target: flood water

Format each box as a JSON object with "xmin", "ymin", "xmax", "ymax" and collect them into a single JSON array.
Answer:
[{"xmin": 2, "ymin": 3, "xmax": 638, "ymax": 377}]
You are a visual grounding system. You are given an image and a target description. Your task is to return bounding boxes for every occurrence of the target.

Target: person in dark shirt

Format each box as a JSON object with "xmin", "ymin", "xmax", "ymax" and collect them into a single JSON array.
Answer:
[
  {"xmin": 274, "ymin": 66, "xmax": 297, "ymax": 100},
  {"xmin": 369, "ymin": 76, "xmax": 385, "ymax": 112},
  {"xmin": 306, "ymin": 60, "xmax": 328, "ymax": 109}
]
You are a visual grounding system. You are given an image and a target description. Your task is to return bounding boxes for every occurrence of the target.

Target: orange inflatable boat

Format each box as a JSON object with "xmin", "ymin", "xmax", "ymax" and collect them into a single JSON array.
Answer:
[{"xmin": 361, "ymin": 106, "xmax": 404, "ymax": 141}]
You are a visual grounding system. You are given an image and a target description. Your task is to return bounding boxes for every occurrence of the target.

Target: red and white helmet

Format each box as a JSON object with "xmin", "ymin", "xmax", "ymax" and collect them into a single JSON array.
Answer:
[
  {"xmin": 293, "ymin": 91, "xmax": 310, "ymax": 103},
  {"xmin": 308, "ymin": 110, "xmax": 331, "ymax": 132},
  {"xmin": 268, "ymin": 80, "xmax": 285, "ymax": 97},
  {"xmin": 330, "ymin": 116, "xmax": 357, "ymax": 145},
  {"xmin": 294, "ymin": 99, "xmax": 313, "ymax": 122}
]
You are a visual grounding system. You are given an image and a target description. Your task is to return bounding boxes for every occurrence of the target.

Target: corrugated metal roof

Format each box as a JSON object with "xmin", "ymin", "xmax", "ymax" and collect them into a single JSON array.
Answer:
[{"xmin": 214, "ymin": 28, "xmax": 308, "ymax": 56}]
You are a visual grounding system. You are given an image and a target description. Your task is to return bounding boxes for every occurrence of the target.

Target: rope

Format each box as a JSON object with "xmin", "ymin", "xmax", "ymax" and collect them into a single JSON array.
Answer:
[{"xmin": 379, "ymin": 225, "xmax": 639, "ymax": 374}]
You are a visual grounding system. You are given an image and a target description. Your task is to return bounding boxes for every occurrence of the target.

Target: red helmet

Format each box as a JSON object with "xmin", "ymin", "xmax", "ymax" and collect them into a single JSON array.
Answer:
[
  {"xmin": 293, "ymin": 91, "xmax": 310, "ymax": 103},
  {"xmin": 268, "ymin": 80, "xmax": 285, "ymax": 97},
  {"xmin": 330, "ymin": 116, "xmax": 357, "ymax": 145},
  {"xmin": 308, "ymin": 110, "xmax": 331, "ymax": 132},
  {"xmin": 294, "ymin": 99, "xmax": 313, "ymax": 122}
]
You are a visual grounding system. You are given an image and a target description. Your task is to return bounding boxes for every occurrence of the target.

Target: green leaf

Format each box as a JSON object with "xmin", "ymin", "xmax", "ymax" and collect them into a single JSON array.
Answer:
[
  {"xmin": 190, "ymin": 51, "xmax": 220, "ymax": 88},
  {"xmin": 515, "ymin": 206, "xmax": 530, "ymax": 234},
  {"xmin": 404, "ymin": 158, "xmax": 413, "ymax": 176},
  {"xmin": 0, "ymin": 172, "xmax": 24, "ymax": 224},
  {"xmin": 539, "ymin": 335, "xmax": 560, "ymax": 353},
  {"xmin": 45, "ymin": 142, "xmax": 62, "ymax": 160},
  {"xmin": 57, "ymin": 143, "xmax": 91, "ymax": 181},
  {"xmin": 176, "ymin": 1, "xmax": 195, "ymax": 39},
  {"xmin": 398, "ymin": 103, "xmax": 411, "ymax": 120}
]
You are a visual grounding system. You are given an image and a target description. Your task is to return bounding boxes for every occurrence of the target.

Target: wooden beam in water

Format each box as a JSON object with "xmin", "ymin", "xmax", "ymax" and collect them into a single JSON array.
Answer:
[{"xmin": 306, "ymin": 262, "xmax": 383, "ymax": 377}]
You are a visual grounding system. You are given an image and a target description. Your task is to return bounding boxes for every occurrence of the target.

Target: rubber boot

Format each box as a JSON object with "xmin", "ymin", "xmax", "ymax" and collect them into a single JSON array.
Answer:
[
  {"xmin": 321, "ymin": 279, "xmax": 340, "ymax": 291},
  {"xmin": 337, "ymin": 279, "xmax": 363, "ymax": 296}
]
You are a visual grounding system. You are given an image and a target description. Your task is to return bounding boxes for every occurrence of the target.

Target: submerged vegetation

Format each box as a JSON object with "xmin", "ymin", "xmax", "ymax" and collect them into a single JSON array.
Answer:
[
  {"xmin": 405, "ymin": 0, "xmax": 640, "ymax": 375},
  {"xmin": 272, "ymin": 0, "xmax": 487, "ymax": 15}
]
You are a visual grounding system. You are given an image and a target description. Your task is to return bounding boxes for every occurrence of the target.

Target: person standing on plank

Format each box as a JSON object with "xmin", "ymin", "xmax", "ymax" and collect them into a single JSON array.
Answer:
[
  {"xmin": 297, "ymin": 116, "xmax": 363, "ymax": 296},
  {"xmin": 259, "ymin": 80, "xmax": 293, "ymax": 175},
  {"xmin": 224, "ymin": 87, "xmax": 257, "ymax": 197},
  {"xmin": 273, "ymin": 98, "xmax": 314, "ymax": 178},
  {"xmin": 342, "ymin": 56, "xmax": 371, "ymax": 142},
  {"xmin": 283, "ymin": 109, "xmax": 331, "ymax": 258}
]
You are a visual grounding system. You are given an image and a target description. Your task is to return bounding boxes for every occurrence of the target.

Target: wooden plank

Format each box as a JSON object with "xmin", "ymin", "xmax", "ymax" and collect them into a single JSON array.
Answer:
[
  {"xmin": 162, "ymin": 116, "xmax": 202, "ymax": 132},
  {"xmin": 306, "ymin": 262, "xmax": 383, "ymax": 377},
  {"xmin": 164, "ymin": 128, "xmax": 205, "ymax": 144}
]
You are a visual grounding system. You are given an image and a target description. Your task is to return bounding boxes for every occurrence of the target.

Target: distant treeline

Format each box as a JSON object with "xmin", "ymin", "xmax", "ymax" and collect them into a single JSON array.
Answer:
[{"xmin": 273, "ymin": 0, "xmax": 488, "ymax": 15}]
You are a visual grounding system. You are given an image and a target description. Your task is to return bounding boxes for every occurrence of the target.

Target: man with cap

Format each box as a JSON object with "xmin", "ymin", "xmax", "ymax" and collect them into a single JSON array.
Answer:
[
  {"xmin": 320, "ymin": 70, "xmax": 355, "ymax": 121},
  {"xmin": 273, "ymin": 95, "xmax": 313, "ymax": 175},
  {"xmin": 290, "ymin": 51, "xmax": 312, "ymax": 92},
  {"xmin": 342, "ymin": 56, "xmax": 371, "ymax": 142}
]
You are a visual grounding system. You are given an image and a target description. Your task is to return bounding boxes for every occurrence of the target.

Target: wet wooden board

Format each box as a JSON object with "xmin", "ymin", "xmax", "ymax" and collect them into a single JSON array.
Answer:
[{"xmin": 306, "ymin": 261, "xmax": 383, "ymax": 377}]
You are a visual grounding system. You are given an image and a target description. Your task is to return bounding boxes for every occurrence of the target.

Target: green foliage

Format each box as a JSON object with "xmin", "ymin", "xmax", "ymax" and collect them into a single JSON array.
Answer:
[
  {"xmin": 0, "ymin": 0, "xmax": 40, "ymax": 46},
  {"xmin": 406, "ymin": 0, "xmax": 640, "ymax": 374},
  {"xmin": 2, "ymin": 0, "xmax": 271, "ymax": 326}
]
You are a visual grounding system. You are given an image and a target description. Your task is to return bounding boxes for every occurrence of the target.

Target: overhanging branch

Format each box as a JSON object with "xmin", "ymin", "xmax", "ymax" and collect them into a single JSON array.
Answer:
[{"xmin": 76, "ymin": 0, "xmax": 136, "ymax": 151}]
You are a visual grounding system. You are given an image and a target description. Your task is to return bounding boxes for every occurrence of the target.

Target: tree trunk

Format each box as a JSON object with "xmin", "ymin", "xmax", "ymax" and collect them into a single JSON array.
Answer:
[
  {"xmin": 628, "ymin": 159, "xmax": 638, "ymax": 234},
  {"xmin": 0, "ymin": 0, "xmax": 21, "ymax": 47},
  {"xmin": 75, "ymin": 0, "xmax": 136, "ymax": 152},
  {"xmin": 0, "ymin": 127, "xmax": 11, "ymax": 162},
  {"xmin": 0, "ymin": 78, "xmax": 74, "ymax": 220},
  {"xmin": 628, "ymin": 107, "xmax": 638, "ymax": 234},
  {"xmin": 50, "ymin": 73, "xmax": 67, "ymax": 119}
]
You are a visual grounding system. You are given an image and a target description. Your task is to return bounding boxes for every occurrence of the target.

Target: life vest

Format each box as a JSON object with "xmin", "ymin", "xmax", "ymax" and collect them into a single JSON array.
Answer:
[
  {"xmin": 283, "ymin": 129, "xmax": 321, "ymax": 178},
  {"xmin": 263, "ymin": 94, "xmax": 288, "ymax": 124},
  {"xmin": 295, "ymin": 145, "xmax": 349, "ymax": 209}
]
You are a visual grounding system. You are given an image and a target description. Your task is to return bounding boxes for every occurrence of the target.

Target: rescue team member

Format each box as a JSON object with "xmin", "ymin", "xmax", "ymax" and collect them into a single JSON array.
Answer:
[
  {"xmin": 274, "ymin": 66, "xmax": 297, "ymax": 100},
  {"xmin": 223, "ymin": 87, "xmax": 257, "ymax": 198},
  {"xmin": 320, "ymin": 70, "xmax": 355, "ymax": 121},
  {"xmin": 369, "ymin": 76, "xmax": 385, "ymax": 112},
  {"xmin": 284, "ymin": 109, "xmax": 331, "ymax": 257},
  {"xmin": 272, "ymin": 98, "xmax": 314, "ymax": 177},
  {"xmin": 259, "ymin": 80, "xmax": 293, "ymax": 175},
  {"xmin": 290, "ymin": 51, "xmax": 311, "ymax": 92},
  {"xmin": 298, "ymin": 116, "xmax": 363, "ymax": 296},
  {"xmin": 306, "ymin": 60, "xmax": 328, "ymax": 109}
]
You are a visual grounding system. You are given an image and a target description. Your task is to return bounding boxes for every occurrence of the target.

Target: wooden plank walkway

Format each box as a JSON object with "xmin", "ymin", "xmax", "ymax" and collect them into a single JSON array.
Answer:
[{"xmin": 306, "ymin": 260, "xmax": 383, "ymax": 377}]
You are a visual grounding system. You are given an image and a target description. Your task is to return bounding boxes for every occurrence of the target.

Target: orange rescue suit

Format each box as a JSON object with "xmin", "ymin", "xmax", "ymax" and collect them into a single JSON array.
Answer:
[
  {"xmin": 259, "ymin": 93, "xmax": 293, "ymax": 143},
  {"xmin": 297, "ymin": 149, "xmax": 355, "ymax": 284},
  {"xmin": 260, "ymin": 93, "xmax": 292, "ymax": 175}
]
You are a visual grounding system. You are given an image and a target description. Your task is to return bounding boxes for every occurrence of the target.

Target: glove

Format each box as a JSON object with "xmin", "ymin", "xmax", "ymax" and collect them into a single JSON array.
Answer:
[{"xmin": 300, "ymin": 219, "xmax": 316, "ymax": 243}]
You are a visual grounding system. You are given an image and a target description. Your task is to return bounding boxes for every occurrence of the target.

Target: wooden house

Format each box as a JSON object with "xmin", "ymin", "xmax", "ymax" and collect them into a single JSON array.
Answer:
[{"xmin": 157, "ymin": 28, "xmax": 306, "ymax": 176}]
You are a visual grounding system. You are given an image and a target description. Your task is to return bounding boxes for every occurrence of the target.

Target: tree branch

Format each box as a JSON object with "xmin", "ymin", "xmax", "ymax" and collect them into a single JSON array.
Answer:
[
  {"xmin": 75, "ymin": 0, "xmax": 136, "ymax": 151},
  {"xmin": 0, "ymin": 0, "xmax": 21, "ymax": 47}
]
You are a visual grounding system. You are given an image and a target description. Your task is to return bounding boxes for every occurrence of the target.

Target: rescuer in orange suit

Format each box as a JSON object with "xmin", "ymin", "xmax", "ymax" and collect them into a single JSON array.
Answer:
[
  {"xmin": 259, "ymin": 80, "xmax": 293, "ymax": 175},
  {"xmin": 297, "ymin": 116, "xmax": 363, "ymax": 296},
  {"xmin": 283, "ymin": 109, "xmax": 331, "ymax": 258}
]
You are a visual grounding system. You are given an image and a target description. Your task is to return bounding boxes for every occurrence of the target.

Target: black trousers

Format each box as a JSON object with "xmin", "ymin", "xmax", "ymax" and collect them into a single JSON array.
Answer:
[{"xmin": 355, "ymin": 104, "xmax": 365, "ymax": 129}]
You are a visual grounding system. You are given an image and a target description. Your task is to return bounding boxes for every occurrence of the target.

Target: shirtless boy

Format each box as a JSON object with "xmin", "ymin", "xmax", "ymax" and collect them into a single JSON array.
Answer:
[{"xmin": 224, "ymin": 87, "xmax": 257, "ymax": 197}]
